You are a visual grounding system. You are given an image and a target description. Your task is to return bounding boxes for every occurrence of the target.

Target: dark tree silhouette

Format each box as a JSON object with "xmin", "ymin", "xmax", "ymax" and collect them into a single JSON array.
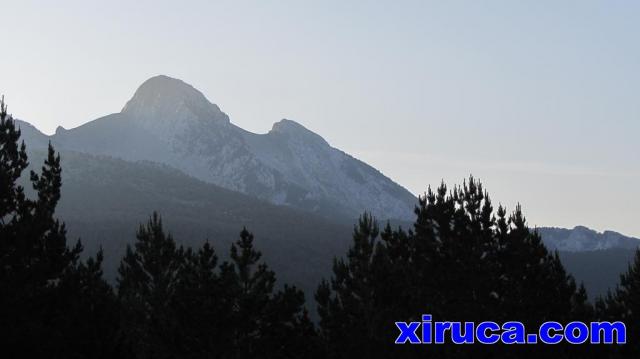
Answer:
[
  {"xmin": 172, "ymin": 241, "xmax": 231, "ymax": 358},
  {"xmin": 222, "ymin": 228, "xmax": 317, "ymax": 359},
  {"xmin": 317, "ymin": 177, "xmax": 595, "ymax": 359},
  {"xmin": 117, "ymin": 212, "xmax": 185, "ymax": 359},
  {"xmin": 598, "ymin": 248, "xmax": 640, "ymax": 358},
  {"xmin": 0, "ymin": 97, "xmax": 120, "ymax": 358},
  {"xmin": 315, "ymin": 214, "xmax": 399, "ymax": 358},
  {"xmin": 117, "ymin": 216, "xmax": 316, "ymax": 359}
]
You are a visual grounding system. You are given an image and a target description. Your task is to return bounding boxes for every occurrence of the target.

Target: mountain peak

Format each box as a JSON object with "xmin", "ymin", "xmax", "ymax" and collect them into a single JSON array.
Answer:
[
  {"xmin": 269, "ymin": 119, "xmax": 328, "ymax": 146},
  {"xmin": 121, "ymin": 75, "xmax": 229, "ymax": 125}
]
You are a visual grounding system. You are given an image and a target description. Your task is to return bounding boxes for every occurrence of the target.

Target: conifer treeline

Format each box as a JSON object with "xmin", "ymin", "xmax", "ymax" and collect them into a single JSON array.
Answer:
[{"xmin": 1, "ymin": 98, "xmax": 638, "ymax": 358}]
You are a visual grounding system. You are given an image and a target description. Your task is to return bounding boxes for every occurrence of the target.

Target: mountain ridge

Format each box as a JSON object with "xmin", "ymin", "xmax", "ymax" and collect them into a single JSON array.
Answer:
[
  {"xmin": 16, "ymin": 75, "xmax": 417, "ymax": 221},
  {"xmin": 538, "ymin": 225, "xmax": 640, "ymax": 252}
]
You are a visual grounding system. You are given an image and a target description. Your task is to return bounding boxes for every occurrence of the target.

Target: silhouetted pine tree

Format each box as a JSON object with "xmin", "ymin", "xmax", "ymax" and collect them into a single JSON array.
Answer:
[
  {"xmin": 51, "ymin": 249, "xmax": 125, "ymax": 358},
  {"xmin": 172, "ymin": 241, "xmax": 231, "ymax": 358},
  {"xmin": 0, "ymin": 96, "xmax": 28, "ymax": 223},
  {"xmin": 597, "ymin": 248, "xmax": 640, "ymax": 358},
  {"xmin": 493, "ymin": 204, "xmax": 596, "ymax": 358},
  {"xmin": 410, "ymin": 179, "xmax": 499, "ymax": 324},
  {"xmin": 117, "ymin": 212, "xmax": 185, "ymax": 359},
  {"xmin": 118, "ymin": 216, "xmax": 315, "ymax": 359},
  {"xmin": 0, "ymin": 97, "xmax": 121, "ymax": 358},
  {"xmin": 317, "ymin": 176, "xmax": 594, "ymax": 359},
  {"xmin": 223, "ymin": 228, "xmax": 316, "ymax": 359},
  {"xmin": 316, "ymin": 213, "xmax": 405, "ymax": 358}
]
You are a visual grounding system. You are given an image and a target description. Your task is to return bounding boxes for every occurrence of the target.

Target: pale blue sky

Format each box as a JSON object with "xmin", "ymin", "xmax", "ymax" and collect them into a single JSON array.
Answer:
[{"xmin": 1, "ymin": 1, "xmax": 639, "ymax": 236}]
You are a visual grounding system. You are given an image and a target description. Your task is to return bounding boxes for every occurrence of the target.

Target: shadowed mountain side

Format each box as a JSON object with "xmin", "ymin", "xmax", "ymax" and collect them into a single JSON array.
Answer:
[
  {"xmin": 21, "ymin": 150, "xmax": 639, "ymax": 310},
  {"xmin": 23, "ymin": 150, "xmax": 354, "ymax": 298},
  {"xmin": 558, "ymin": 248, "xmax": 637, "ymax": 301},
  {"xmin": 25, "ymin": 150, "xmax": 634, "ymax": 301}
]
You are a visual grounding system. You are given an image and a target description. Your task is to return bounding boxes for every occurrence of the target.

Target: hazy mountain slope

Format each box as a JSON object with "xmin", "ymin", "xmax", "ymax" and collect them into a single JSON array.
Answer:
[
  {"xmin": 537, "ymin": 226, "xmax": 639, "ymax": 300},
  {"xmin": 539, "ymin": 226, "xmax": 640, "ymax": 252},
  {"xmin": 51, "ymin": 114, "xmax": 174, "ymax": 163},
  {"xmin": 20, "ymin": 148, "xmax": 638, "ymax": 303},
  {"xmin": 20, "ymin": 75, "xmax": 417, "ymax": 221},
  {"xmin": 14, "ymin": 119, "xmax": 50, "ymax": 148},
  {"xmin": 24, "ymin": 150, "xmax": 353, "ymax": 296},
  {"xmin": 558, "ymin": 248, "xmax": 636, "ymax": 300}
]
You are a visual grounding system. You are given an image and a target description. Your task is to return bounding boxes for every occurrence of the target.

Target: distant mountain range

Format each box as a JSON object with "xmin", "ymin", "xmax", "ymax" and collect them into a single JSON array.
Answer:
[
  {"xmin": 538, "ymin": 226, "xmax": 640, "ymax": 252},
  {"xmin": 18, "ymin": 75, "xmax": 416, "ymax": 221},
  {"xmin": 537, "ymin": 227, "xmax": 640, "ymax": 299},
  {"xmin": 12, "ymin": 75, "xmax": 640, "ymax": 301}
]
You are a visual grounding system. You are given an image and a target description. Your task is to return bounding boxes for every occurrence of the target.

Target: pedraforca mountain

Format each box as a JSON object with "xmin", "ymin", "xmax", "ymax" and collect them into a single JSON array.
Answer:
[{"xmin": 18, "ymin": 75, "xmax": 417, "ymax": 220}]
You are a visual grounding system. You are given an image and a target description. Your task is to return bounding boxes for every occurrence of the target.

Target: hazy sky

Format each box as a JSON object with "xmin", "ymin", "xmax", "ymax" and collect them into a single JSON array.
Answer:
[{"xmin": 2, "ymin": 1, "xmax": 639, "ymax": 236}]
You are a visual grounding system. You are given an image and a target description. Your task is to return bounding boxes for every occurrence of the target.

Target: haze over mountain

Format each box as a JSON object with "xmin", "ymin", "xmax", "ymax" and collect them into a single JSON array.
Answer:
[{"xmin": 18, "ymin": 75, "xmax": 416, "ymax": 221}]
